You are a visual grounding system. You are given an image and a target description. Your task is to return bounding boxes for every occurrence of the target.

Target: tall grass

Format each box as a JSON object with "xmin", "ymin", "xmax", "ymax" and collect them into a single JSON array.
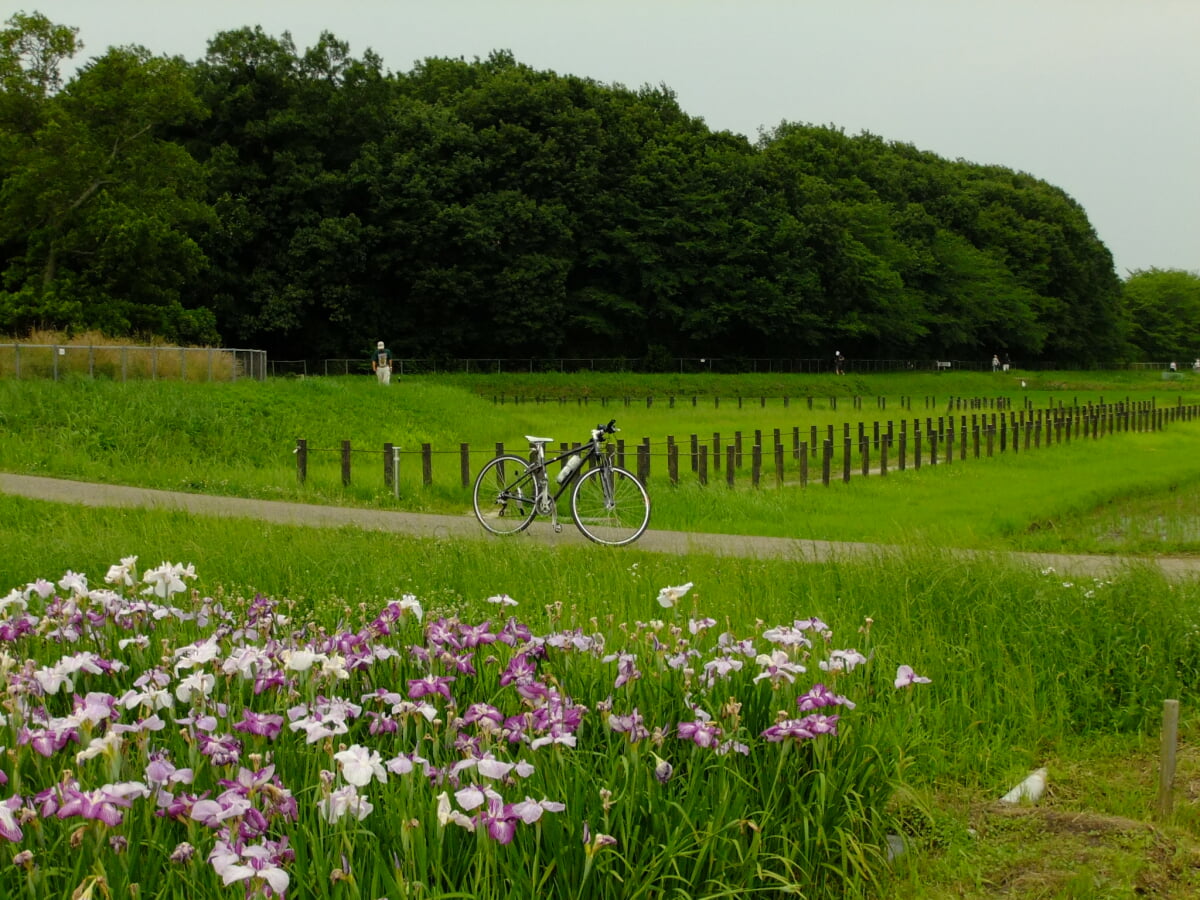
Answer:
[
  {"xmin": 0, "ymin": 330, "xmax": 239, "ymax": 381},
  {"xmin": 2, "ymin": 493, "xmax": 1194, "ymax": 775}
]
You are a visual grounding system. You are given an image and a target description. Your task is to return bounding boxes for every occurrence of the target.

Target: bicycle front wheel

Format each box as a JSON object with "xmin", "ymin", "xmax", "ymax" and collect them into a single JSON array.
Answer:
[
  {"xmin": 473, "ymin": 455, "xmax": 538, "ymax": 535},
  {"xmin": 570, "ymin": 465, "xmax": 651, "ymax": 546}
]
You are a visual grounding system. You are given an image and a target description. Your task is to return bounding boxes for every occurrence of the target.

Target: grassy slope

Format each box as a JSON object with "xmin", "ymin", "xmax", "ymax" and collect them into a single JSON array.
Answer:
[{"xmin": 2, "ymin": 371, "xmax": 1199, "ymax": 555}]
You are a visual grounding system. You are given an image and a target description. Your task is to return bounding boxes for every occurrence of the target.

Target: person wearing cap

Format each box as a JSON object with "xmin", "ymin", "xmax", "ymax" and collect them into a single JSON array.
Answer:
[
  {"xmin": 834, "ymin": 351, "xmax": 845, "ymax": 376},
  {"xmin": 371, "ymin": 340, "xmax": 393, "ymax": 385}
]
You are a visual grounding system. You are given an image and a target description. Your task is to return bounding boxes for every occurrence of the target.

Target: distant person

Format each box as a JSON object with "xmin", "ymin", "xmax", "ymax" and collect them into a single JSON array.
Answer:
[
  {"xmin": 1194, "ymin": 358, "xmax": 1200, "ymax": 371},
  {"xmin": 834, "ymin": 351, "xmax": 846, "ymax": 375},
  {"xmin": 991, "ymin": 354, "xmax": 1000, "ymax": 372},
  {"xmin": 1169, "ymin": 361, "xmax": 1178, "ymax": 372},
  {"xmin": 371, "ymin": 340, "xmax": 393, "ymax": 385},
  {"xmin": 1002, "ymin": 352, "xmax": 1011, "ymax": 372}
]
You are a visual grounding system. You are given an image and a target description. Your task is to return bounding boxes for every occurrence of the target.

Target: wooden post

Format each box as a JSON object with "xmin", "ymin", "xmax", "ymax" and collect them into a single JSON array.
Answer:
[
  {"xmin": 668, "ymin": 441, "xmax": 679, "ymax": 485},
  {"xmin": 616, "ymin": 439, "xmax": 625, "ymax": 469},
  {"xmin": 799, "ymin": 442, "xmax": 809, "ymax": 486},
  {"xmin": 1158, "ymin": 699, "xmax": 1180, "ymax": 820},
  {"xmin": 898, "ymin": 432, "xmax": 906, "ymax": 471},
  {"xmin": 638, "ymin": 442, "xmax": 651, "ymax": 483},
  {"xmin": 698, "ymin": 445, "xmax": 708, "ymax": 486},
  {"xmin": 460, "ymin": 443, "xmax": 471, "ymax": 487},
  {"xmin": 713, "ymin": 432, "xmax": 721, "ymax": 471},
  {"xmin": 735, "ymin": 431, "xmax": 743, "ymax": 467},
  {"xmin": 860, "ymin": 437, "xmax": 869, "ymax": 477},
  {"xmin": 752, "ymin": 444, "xmax": 762, "ymax": 488},
  {"xmin": 422, "ymin": 443, "xmax": 433, "ymax": 486},
  {"xmin": 914, "ymin": 428, "xmax": 922, "ymax": 469},
  {"xmin": 296, "ymin": 439, "xmax": 308, "ymax": 484},
  {"xmin": 341, "ymin": 440, "xmax": 352, "ymax": 486},
  {"xmin": 690, "ymin": 433, "xmax": 699, "ymax": 472},
  {"xmin": 822, "ymin": 440, "xmax": 832, "ymax": 486},
  {"xmin": 842, "ymin": 437, "xmax": 851, "ymax": 483},
  {"xmin": 726, "ymin": 446, "xmax": 736, "ymax": 487},
  {"xmin": 986, "ymin": 426, "xmax": 994, "ymax": 457},
  {"xmin": 775, "ymin": 443, "xmax": 784, "ymax": 486},
  {"xmin": 384, "ymin": 442, "xmax": 395, "ymax": 488},
  {"xmin": 880, "ymin": 435, "xmax": 889, "ymax": 476}
]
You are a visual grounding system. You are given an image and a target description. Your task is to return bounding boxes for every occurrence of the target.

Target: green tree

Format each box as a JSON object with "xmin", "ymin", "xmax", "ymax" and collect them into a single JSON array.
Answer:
[
  {"xmin": 0, "ymin": 12, "xmax": 216, "ymax": 341},
  {"xmin": 1122, "ymin": 268, "xmax": 1200, "ymax": 362}
]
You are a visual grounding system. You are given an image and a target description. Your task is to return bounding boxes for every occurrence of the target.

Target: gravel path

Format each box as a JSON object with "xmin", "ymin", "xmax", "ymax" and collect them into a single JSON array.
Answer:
[{"xmin": 3, "ymin": 473, "xmax": 1198, "ymax": 581}]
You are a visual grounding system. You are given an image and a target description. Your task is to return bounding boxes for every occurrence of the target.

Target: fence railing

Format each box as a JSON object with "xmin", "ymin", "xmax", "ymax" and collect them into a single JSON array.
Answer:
[
  {"xmin": 314, "ymin": 358, "xmax": 1035, "ymax": 375},
  {"xmin": 313, "ymin": 358, "xmax": 1200, "ymax": 376},
  {"xmin": 292, "ymin": 396, "xmax": 1197, "ymax": 495},
  {"xmin": 0, "ymin": 344, "xmax": 267, "ymax": 382}
]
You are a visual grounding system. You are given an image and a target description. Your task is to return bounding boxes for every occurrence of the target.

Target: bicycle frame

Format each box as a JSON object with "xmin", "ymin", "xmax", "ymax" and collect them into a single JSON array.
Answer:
[{"xmin": 526, "ymin": 434, "xmax": 608, "ymax": 522}]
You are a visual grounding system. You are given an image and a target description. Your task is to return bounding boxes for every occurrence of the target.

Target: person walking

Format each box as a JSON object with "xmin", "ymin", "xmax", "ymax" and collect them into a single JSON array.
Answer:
[
  {"xmin": 991, "ymin": 354, "xmax": 1000, "ymax": 372},
  {"xmin": 371, "ymin": 341, "xmax": 393, "ymax": 385},
  {"xmin": 834, "ymin": 351, "xmax": 846, "ymax": 376}
]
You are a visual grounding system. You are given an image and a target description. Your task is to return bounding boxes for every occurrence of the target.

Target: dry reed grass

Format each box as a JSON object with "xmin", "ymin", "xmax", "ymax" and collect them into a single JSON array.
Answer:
[{"xmin": 0, "ymin": 330, "xmax": 240, "ymax": 381}]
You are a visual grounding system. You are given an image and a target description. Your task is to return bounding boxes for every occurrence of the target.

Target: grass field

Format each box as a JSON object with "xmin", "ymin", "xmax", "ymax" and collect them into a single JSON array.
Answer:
[
  {"xmin": 2, "ymin": 370, "xmax": 1198, "ymax": 555},
  {"xmin": 2, "ymin": 370, "xmax": 1200, "ymax": 897}
]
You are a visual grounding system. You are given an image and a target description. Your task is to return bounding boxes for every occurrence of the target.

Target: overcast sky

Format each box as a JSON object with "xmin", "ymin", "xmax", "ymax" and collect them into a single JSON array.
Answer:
[{"xmin": 28, "ymin": 0, "xmax": 1200, "ymax": 276}]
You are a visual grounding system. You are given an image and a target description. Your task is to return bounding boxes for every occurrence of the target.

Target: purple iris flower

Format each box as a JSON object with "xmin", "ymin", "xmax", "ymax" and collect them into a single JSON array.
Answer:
[
  {"xmin": 252, "ymin": 669, "xmax": 289, "ymax": 695},
  {"xmin": 463, "ymin": 703, "xmax": 505, "ymax": 730},
  {"xmin": 499, "ymin": 653, "xmax": 537, "ymax": 687},
  {"xmin": 761, "ymin": 713, "xmax": 840, "ymax": 743},
  {"xmin": 442, "ymin": 652, "xmax": 477, "ymax": 676},
  {"xmin": 483, "ymin": 801, "xmax": 519, "ymax": 844},
  {"xmin": 609, "ymin": 708, "xmax": 649, "ymax": 742},
  {"xmin": 20, "ymin": 726, "xmax": 79, "ymax": 758},
  {"xmin": 407, "ymin": 675, "xmax": 455, "ymax": 702},
  {"xmin": 458, "ymin": 622, "xmax": 496, "ymax": 649},
  {"xmin": 795, "ymin": 683, "xmax": 856, "ymax": 712},
  {"xmin": 425, "ymin": 618, "xmax": 460, "ymax": 650},
  {"xmin": 602, "ymin": 652, "xmax": 642, "ymax": 689},
  {"xmin": 198, "ymin": 733, "xmax": 243, "ymax": 767},
  {"xmin": 498, "ymin": 617, "xmax": 532, "ymax": 646},
  {"xmin": 676, "ymin": 720, "xmax": 722, "ymax": 749},
  {"xmin": 56, "ymin": 785, "xmax": 136, "ymax": 827},
  {"xmin": 366, "ymin": 712, "xmax": 398, "ymax": 735},
  {"xmin": 232, "ymin": 711, "xmax": 284, "ymax": 740}
]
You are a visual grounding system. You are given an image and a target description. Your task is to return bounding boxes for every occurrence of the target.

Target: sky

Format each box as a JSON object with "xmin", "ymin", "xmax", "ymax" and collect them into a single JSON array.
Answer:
[{"xmin": 25, "ymin": 0, "xmax": 1200, "ymax": 276}]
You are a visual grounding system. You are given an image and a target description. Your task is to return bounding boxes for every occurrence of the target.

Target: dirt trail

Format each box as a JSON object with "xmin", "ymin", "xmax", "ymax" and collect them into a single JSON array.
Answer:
[{"xmin": 3, "ymin": 473, "xmax": 1198, "ymax": 581}]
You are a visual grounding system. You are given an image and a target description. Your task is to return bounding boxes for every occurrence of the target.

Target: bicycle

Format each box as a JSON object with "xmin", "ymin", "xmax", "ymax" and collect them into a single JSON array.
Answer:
[{"xmin": 472, "ymin": 419, "xmax": 651, "ymax": 546}]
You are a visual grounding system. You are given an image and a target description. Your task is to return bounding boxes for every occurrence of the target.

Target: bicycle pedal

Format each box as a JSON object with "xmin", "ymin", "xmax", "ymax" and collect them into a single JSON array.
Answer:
[{"xmin": 554, "ymin": 524, "xmax": 562, "ymax": 533}]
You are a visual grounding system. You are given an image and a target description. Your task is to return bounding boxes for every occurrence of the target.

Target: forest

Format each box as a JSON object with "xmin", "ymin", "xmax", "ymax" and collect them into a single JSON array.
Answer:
[{"xmin": 2, "ymin": 11, "xmax": 1198, "ymax": 366}]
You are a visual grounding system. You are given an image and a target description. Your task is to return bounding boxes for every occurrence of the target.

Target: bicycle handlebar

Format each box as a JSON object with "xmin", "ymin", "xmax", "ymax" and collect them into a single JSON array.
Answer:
[{"xmin": 591, "ymin": 419, "xmax": 619, "ymax": 442}]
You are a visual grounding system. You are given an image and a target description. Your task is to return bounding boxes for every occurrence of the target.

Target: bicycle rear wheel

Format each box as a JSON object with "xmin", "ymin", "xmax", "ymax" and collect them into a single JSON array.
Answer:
[
  {"xmin": 473, "ymin": 455, "xmax": 538, "ymax": 535},
  {"xmin": 570, "ymin": 465, "xmax": 650, "ymax": 546}
]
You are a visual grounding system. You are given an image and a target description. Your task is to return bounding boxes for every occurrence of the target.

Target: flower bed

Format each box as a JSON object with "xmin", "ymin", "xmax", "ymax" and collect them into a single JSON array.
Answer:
[{"xmin": 0, "ymin": 561, "xmax": 929, "ymax": 898}]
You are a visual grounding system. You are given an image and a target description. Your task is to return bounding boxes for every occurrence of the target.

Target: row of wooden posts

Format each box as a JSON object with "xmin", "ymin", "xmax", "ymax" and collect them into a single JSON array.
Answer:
[
  {"xmin": 295, "ymin": 398, "xmax": 1197, "ymax": 492},
  {"xmin": 491, "ymin": 393, "xmax": 1026, "ymax": 411}
]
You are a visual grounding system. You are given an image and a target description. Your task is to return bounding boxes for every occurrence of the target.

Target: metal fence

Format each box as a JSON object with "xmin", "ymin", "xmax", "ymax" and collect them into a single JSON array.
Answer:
[
  {"xmin": 315, "ymin": 357, "xmax": 1084, "ymax": 375},
  {"xmin": 0, "ymin": 344, "xmax": 267, "ymax": 381}
]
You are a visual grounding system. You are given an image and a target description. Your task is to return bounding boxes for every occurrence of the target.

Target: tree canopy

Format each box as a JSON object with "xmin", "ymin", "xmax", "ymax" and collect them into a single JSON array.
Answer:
[{"xmin": 1, "ymin": 12, "xmax": 1164, "ymax": 366}]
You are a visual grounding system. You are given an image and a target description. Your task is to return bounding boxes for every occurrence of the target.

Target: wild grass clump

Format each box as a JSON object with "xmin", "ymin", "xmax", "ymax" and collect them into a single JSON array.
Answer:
[{"xmin": 0, "ymin": 329, "xmax": 238, "ymax": 381}]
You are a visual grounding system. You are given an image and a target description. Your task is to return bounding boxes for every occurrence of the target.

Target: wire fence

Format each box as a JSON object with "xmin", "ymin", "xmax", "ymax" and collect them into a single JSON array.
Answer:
[{"xmin": 318, "ymin": 357, "xmax": 1052, "ymax": 375}]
